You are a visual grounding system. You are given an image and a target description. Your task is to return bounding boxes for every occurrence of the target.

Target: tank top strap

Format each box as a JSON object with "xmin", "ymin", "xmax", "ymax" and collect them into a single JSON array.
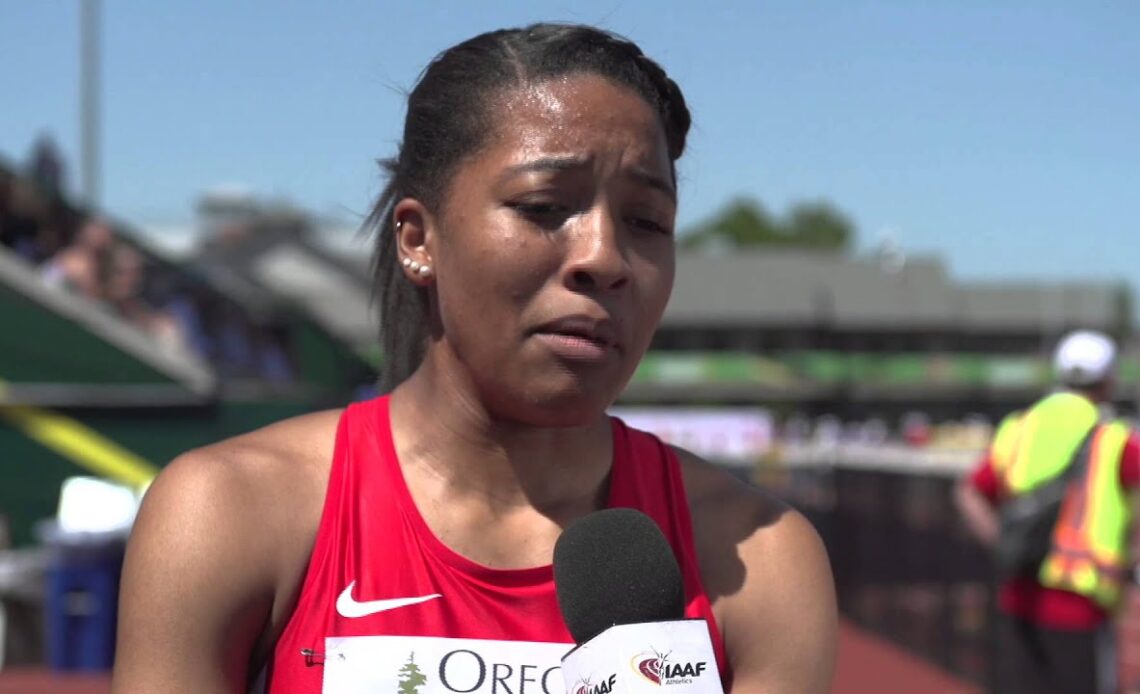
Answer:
[
  {"xmin": 265, "ymin": 399, "xmax": 371, "ymax": 688},
  {"xmin": 607, "ymin": 416, "xmax": 731, "ymax": 685}
]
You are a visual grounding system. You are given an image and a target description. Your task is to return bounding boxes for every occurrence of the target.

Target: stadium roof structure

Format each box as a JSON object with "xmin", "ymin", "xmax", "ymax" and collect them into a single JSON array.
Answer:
[
  {"xmin": 191, "ymin": 211, "xmax": 378, "ymax": 353},
  {"xmin": 664, "ymin": 249, "xmax": 1126, "ymax": 333}
]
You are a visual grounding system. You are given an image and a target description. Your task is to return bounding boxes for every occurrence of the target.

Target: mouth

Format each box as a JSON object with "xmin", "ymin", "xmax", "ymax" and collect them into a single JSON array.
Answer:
[{"xmin": 531, "ymin": 316, "xmax": 621, "ymax": 356}]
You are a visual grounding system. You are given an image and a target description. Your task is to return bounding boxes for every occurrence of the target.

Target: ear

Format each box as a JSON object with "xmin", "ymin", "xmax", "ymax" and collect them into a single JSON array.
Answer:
[{"xmin": 393, "ymin": 197, "xmax": 436, "ymax": 285}]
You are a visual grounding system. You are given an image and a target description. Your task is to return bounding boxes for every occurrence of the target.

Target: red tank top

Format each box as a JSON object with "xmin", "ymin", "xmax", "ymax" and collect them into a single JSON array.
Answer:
[{"xmin": 265, "ymin": 396, "xmax": 729, "ymax": 693}]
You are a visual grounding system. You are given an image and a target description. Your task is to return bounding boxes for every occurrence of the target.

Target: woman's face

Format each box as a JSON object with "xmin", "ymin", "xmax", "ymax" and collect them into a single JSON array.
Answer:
[{"xmin": 418, "ymin": 74, "xmax": 677, "ymax": 426}]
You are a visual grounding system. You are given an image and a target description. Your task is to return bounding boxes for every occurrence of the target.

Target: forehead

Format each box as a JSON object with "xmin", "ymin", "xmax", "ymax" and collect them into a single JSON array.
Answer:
[{"xmin": 479, "ymin": 74, "xmax": 671, "ymax": 171}]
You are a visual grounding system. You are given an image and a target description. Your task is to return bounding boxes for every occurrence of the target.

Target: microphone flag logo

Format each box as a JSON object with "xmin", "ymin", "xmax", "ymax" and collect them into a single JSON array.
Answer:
[
  {"xmin": 574, "ymin": 673, "xmax": 618, "ymax": 694},
  {"xmin": 633, "ymin": 650, "xmax": 667, "ymax": 685},
  {"xmin": 632, "ymin": 648, "xmax": 709, "ymax": 687}
]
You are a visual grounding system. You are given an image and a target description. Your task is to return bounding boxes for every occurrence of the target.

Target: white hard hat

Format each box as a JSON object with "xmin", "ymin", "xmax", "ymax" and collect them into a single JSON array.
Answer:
[{"xmin": 1053, "ymin": 330, "xmax": 1117, "ymax": 386}]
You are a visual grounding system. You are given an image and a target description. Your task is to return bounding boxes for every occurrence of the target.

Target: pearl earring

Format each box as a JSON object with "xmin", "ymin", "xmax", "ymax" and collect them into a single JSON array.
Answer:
[{"xmin": 417, "ymin": 265, "xmax": 433, "ymax": 278}]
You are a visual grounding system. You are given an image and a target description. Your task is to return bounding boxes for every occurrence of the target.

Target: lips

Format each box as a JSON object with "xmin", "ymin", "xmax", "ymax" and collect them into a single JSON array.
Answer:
[{"xmin": 532, "ymin": 315, "xmax": 620, "ymax": 351}]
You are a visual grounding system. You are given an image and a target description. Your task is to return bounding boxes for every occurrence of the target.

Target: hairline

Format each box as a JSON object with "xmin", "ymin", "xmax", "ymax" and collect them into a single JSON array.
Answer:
[{"xmin": 421, "ymin": 70, "xmax": 677, "ymax": 219}]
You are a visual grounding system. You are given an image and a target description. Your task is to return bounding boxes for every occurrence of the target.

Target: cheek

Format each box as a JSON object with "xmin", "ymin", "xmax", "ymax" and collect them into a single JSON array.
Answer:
[
  {"xmin": 634, "ymin": 248, "xmax": 675, "ymax": 318},
  {"xmin": 435, "ymin": 232, "xmax": 554, "ymax": 339}
]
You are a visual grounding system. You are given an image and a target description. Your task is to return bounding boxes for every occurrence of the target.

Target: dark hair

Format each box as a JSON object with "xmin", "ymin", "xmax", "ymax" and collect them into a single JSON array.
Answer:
[{"xmin": 367, "ymin": 23, "xmax": 691, "ymax": 391}]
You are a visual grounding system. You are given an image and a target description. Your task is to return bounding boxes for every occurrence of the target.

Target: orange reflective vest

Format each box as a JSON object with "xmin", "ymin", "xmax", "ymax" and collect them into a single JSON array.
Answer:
[{"xmin": 990, "ymin": 392, "xmax": 1132, "ymax": 610}]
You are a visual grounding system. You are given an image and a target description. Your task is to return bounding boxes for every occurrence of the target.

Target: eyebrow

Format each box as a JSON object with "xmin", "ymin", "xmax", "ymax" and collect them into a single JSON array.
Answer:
[
  {"xmin": 501, "ymin": 156, "xmax": 589, "ymax": 179},
  {"xmin": 628, "ymin": 167, "xmax": 677, "ymax": 203},
  {"xmin": 501, "ymin": 156, "xmax": 677, "ymax": 203}
]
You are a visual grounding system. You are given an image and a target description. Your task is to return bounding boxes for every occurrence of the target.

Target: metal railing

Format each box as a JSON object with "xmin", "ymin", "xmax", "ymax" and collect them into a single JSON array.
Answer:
[{"xmin": 757, "ymin": 450, "xmax": 995, "ymax": 686}]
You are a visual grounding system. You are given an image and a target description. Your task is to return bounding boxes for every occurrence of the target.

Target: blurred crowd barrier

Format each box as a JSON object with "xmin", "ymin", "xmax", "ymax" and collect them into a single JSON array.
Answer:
[
  {"xmin": 756, "ymin": 454, "xmax": 1140, "ymax": 692},
  {"xmin": 760, "ymin": 452, "xmax": 987, "ymax": 679}
]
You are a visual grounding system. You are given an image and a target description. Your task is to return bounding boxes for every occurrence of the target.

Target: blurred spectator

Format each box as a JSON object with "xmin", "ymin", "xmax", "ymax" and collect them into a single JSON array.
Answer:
[
  {"xmin": 27, "ymin": 134, "xmax": 66, "ymax": 197},
  {"xmin": 254, "ymin": 325, "xmax": 294, "ymax": 383},
  {"xmin": 850, "ymin": 418, "xmax": 889, "ymax": 446},
  {"xmin": 2, "ymin": 160, "xmax": 301, "ymax": 382},
  {"xmin": 104, "ymin": 243, "xmax": 187, "ymax": 352},
  {"xmin": 901, "ymin": 411, "xmax": 933, "ymax": 447},
  {"xmin": 216, "ymin": 304, "xmax": 258, "ymax": 376},
  {"xmin": 40, "ymin": 217, "xmax": 114, "ymax": 301},
  {"xmin": 955, "ymin": 330, "xmax": 1140, "ymax": 694},
  {"xmin": 812, "ymin": 414, "xmax": 843, "ymax": 447},
  {"xmin": 0, "ymin": 173, "xmax": 40, "ymax": 260},
  {"xmin": 782, "ymin": 414, "xmax": 813, "ymax": 445},
  {"xmin": 161, "ymin": 280, "xmax": 214, "ymax": 359}
]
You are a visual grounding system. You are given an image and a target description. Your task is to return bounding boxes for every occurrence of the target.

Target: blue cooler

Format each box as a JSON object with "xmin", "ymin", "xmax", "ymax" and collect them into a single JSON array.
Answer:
[{"xmin": 38, "ymin": 524, "xmax": 126, "ymax": 671}]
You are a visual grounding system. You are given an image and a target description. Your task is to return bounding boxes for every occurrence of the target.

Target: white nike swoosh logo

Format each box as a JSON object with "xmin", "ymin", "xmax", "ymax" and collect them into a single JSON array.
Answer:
[{"xmin": 336, "ymin": 581, "xmax": 442, "ymax": 618}]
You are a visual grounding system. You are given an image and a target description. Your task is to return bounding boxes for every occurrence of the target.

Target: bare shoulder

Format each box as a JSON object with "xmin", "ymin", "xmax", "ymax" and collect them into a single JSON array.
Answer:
[
  {"xmin": 166, "ymin": 408, "xmax": 343, "ymax": 507},
  {"xmin": 113, "ymin": 408, "xmax": 342, "ymax": 693},
  {"xmin": 674, "ymin": 447, "xmax": 837, "ymax": 694},
  {"xmin": 141, "ymin": 408, "xmax": 342, "ymax": 556},
  {"xmin": 674, "ymin": 447, "xmax": 820, "ymax": 598},
  {"xmin": 140, "ymin": 406, "xmax": 345, "ymax": 620}
]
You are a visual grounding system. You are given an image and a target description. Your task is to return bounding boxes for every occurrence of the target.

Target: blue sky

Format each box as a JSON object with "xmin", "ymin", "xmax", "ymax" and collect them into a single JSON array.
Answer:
[{"xmin": 3, "ymin": 1, "xmax": 1137, "ymax": 282}]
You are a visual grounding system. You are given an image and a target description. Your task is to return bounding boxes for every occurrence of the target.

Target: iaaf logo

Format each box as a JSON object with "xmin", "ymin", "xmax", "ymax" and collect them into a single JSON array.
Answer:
[
  {"xmin": 573, "ymin": 673, "xmax": 618, "ymax": 694},
  {"xmin": 632, "ymin": 649, "xmax": 709, "ymax": 686}
]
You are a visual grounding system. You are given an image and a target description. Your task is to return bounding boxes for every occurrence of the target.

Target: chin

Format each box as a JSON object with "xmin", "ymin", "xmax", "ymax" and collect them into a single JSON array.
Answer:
[
  {"xmin": 529, "ymin": 398, "xmax": 611, "ymax": 428},
  {"xmin": 495, "ymin": 381, "xmax": 620, "ymax": 429}
]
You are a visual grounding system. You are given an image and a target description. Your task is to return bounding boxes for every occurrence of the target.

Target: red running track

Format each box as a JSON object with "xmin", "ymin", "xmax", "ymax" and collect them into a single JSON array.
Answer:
[{"xmin": 832, "ymin": 621, "xmax": 979, "ymax": 693}]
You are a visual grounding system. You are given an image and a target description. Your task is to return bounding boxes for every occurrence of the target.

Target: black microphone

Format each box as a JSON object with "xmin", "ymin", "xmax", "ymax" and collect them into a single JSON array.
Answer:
[
  {"xmin": 554, "ymin": 507, "xmax": 685, "ymax": 644},
  {"xmin": 553, "ymin": 508, "xmax": 722, "ymax": 694}
]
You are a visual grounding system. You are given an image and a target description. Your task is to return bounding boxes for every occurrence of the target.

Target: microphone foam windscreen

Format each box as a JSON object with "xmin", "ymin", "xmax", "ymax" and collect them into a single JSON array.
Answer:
[{"xmin": 553, "ymin": 507, "xmax": 685, "ymax": 644}]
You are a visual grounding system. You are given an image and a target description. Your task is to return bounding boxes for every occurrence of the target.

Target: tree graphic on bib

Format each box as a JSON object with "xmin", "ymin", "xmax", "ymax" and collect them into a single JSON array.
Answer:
[{"xmin": 397, "ymin": 652, "xmax": 428, "ymax": 694}]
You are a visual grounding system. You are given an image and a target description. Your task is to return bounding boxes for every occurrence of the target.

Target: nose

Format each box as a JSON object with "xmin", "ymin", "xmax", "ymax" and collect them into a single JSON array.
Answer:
[{"xmin": 564, "ymin": 205, "xmax": 629, "ymax": 292}]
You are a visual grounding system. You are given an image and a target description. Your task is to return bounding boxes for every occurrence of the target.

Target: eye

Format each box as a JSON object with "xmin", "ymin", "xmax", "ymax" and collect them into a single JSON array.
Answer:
[
  {"xmin": 627, "ymin": 216, "xmax": 672, "ymax": 235},
  {"xmin": 512, "ymin": 202, "xmax": 566, "ymax": 216},
  {"xmin": 507, "ymin": 200, "xmax": 573, "ymax": 231}
]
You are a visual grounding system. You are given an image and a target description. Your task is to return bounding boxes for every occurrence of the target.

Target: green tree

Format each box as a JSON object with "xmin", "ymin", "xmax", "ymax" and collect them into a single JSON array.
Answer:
[
  {"xmin": 680, "ymin": 199, "xmax": 781, "ymax": 249},
  {"xmin": 784, "ymin": 200, "xmax": 853, "ymax": 252},
  {"xmin": 397, "ymin": 652, "xmax": 428, "ymax": 694},
  {"xmin": 680, "ymin": 197, "xmax": 854, "ymax": 252}
]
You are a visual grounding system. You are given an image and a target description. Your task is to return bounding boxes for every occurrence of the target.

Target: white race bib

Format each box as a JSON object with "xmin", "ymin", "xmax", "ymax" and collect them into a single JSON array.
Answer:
[{"xmin": 323, "ymin": 635, "xmax": 572, "ymax": 694}]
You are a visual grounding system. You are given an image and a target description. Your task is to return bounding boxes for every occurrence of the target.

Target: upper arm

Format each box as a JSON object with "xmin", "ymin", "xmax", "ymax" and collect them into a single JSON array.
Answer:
[
  {"xmin": 966, "ymin": 456, "xmax": 999, "ymax": 501},
  {"xmin": 678, "ymin": 450, "xmax": 837, "ymax": 694},
  {"xmin": 723, "ymin": 506, "xmax": 838, "ymax": 694},
  {"xmin": 1119, "ymin": 433, "xmax": 1140, "ymax": 489},
  {"xmin": 111, "ymin": 449, "xmax": 278, "ymax": 694}
]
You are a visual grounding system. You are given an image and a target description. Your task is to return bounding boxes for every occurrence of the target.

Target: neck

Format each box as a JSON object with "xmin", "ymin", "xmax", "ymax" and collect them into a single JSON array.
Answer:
[
  {"xmin": 389, "ymin": 358, "xmax": 614, "ymax": 515},
  {"xmin": 1061, "ymin": 385, "xmax": 1107, "ymax": 405}
]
